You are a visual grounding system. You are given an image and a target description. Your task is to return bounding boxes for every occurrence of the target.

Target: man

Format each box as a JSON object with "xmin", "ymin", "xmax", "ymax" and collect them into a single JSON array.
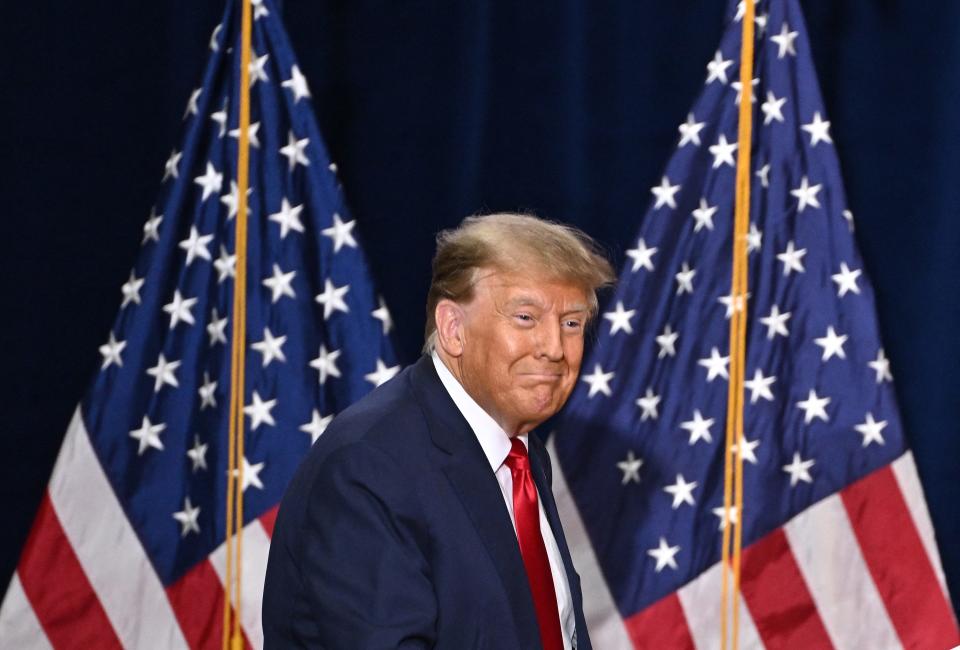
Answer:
[{"xmin": 263, "ymin": 213, "xmax": 614, "ymax": 648}]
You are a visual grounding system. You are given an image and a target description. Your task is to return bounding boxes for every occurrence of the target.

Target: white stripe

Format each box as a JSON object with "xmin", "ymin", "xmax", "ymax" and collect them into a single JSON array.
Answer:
[
  {"xmin": 48, "ymin": 407, "xmax": 189, "ymax": 650},
  {"xmin": 891, "ymin": 451, "xmax": 952, "ymax": 602},
  {"xmin": 677, "ymin": 561, "xmax": 763, "ymax": 650},
  {"xmin": 548, "ymin": 438, "xmax": 634, "ymax": 649},
  {"xmin": 209, "ymin": 516, "xmax": 272, "ymax": 649},
  {"xmin": 0, "ymin": 574, "xmax": 53, "ymax": 649},
  {"xmin": 784, "ymin": 493, "xmax": 901, "ymax": 649}
]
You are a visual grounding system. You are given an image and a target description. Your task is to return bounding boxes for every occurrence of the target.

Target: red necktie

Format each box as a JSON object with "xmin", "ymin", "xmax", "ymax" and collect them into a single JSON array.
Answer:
[{"xmin": 505, "ymin": 438, "xmax": 564, "ymax": 650}]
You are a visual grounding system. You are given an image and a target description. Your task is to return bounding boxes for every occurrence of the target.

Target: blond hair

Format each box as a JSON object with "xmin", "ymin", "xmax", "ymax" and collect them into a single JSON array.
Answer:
[{"xmin": 423, "ymin": 213, "xmax": 615, "ymax": 352}]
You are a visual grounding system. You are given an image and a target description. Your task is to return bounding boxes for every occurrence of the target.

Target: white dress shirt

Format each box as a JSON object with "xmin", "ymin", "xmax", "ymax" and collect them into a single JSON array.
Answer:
[{"xmin": 432, "ymin": 353, "xmax": 575, "ymax": 649}]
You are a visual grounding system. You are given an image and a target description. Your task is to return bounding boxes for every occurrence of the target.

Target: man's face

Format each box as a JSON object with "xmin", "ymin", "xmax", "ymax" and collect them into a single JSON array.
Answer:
[{"xmin": 453, "ymin": 268, "xmax": 590, "ymax": 435}]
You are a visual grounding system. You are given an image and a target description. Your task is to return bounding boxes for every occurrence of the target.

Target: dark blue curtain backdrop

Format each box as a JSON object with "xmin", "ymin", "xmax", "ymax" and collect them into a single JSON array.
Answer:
[{"xmin": 3, "ymin": 0, "xmax": 959, "ymax": 615}]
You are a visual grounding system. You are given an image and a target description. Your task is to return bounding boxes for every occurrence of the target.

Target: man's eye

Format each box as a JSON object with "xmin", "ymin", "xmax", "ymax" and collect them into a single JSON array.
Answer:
[
  {"xmin": 563, "ymin": 320, "xmax": 583, "ymax": 330},
  {"xmin": 515, "ymin": 313, "xmax": 533, "ymax": 322}
]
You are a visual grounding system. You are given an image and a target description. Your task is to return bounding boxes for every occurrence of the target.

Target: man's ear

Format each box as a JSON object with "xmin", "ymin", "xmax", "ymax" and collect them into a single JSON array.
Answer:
[{"xmin": 435, "ymin": 299, "xmax": 466, "ymax": 357}]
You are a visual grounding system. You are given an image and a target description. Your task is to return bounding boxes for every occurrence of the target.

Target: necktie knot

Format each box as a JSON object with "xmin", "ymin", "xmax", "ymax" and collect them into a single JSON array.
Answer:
[{"xmin": 505, "ymin": 437, "xmax": 530, "ymax": 473}]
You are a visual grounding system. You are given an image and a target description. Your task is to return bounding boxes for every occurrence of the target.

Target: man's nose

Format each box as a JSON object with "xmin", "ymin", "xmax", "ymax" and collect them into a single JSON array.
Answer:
[{"xmin": 536, "ymin": 320, "xmax": 564, "ymax": 361}]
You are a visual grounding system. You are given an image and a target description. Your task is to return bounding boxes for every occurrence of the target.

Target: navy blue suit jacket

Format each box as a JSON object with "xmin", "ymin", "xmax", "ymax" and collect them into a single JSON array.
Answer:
[{"xmin": 262, "ymin": 355, "xmax": 591, "ymax": 649}]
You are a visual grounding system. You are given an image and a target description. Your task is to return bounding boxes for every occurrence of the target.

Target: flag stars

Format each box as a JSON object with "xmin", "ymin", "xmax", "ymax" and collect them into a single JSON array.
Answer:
[
  {"xmin": 210, "ymin": 100, "xmax": 228, "ymax": 137},
  {"xmin": 252, "ymin": 0, "xmax": 268, "ymax": 19},
  {"xmin": 832, "ymin": 262, "xmax": 862, "ymax": 297},
  {"xmin": 221, "ymin": 181, "xmax": 252, "ymax": 220},
  {"xmin": 869, "ymin": 348, "xmax": 893, "ymax": 383},
  {"xmin": 129, "ymin": 415, "xmax": 166, "ymax": 455},
  {"xmin": 372, "ymin": 297, "xmax": 393, "ymax": 334},
  {"xmin": 616, "ymin": 451, "xmax": 643, "ymax": 485},
  {"xmin": 183, "ymin": 87, "xmax": 201, "ymax": 119},
  {"xmin": 214, "ymin": 245, "xmax": 236, "ymax": 283},
  {"xmin": 99, "ymin": 332, "xmax": 126, "ymax": 369},
  {"xmin": 172, "ymin": 497, "xmax": 201, "ymax": 537},
  {"xmin": 310, "ymin": 345, "xmax": 342, "ymax": 385},
  {"xmin": 746, "ymin": 222, "xmax": 762, "ymax": 253},
  {"xmin": 691, "ymin": 198, "xmax": 718, "ymax": 232},
  {"xmin": 581, "ymin": 364, "xmax": 615, "ymax": 398},
  {"xmin": 282, "ymin": 65, "xmax": 311, "ymax": 103},
  {"xmin": 771, "ymin": 23, "xmax": 800, "ymax": 59},
  {"xmin": 675, "ymin": 262, "xmax": 696, "ymax": 295},
  {"xmin": 843, "ymin": 209, "xmax": 855, "ymax": 232},
  {"xmin": 322, "ymin": 213, "xmax": 358, "ymax": 253},
  {"xmin": 783, "ymin": 452, "xmax": 815, "ymax": 487},
  {"xmin": 232, "ymin": 456, "xmax": 265, "ymax": 492},
  {"xmin": 698, "ymin": 347, "xmax": 730, "ymax": 382},
  {"xmin": 802, "ymin": 112, "xmax": 833, "ymax": 146},
  {"xmin": 814, "ymin": 326, "xmax": 848, "ymax": 361},
  {"xmin": 706, "ymin": 50, "xmax": 734, "ymax": 85},
  {"xmin": 650, "ymin": 176, "xmax": 681, "ymax": 210},
  {"xmin": 315, "ymin": 279, "xmax": 351, "ymax": 319},
  {"xmin": 163, "ymin": 149, "xmax": 182, "ymax": 181},
  {"xmin": 731, "ymin": 78, "xmax": 759, "ymax": 105},
  {"xmin": 251, "ymin": 327, "xmax": 287, "ymax": 367},
  {"xmin": 760, "ymin": 304, "xmax": 791, "ymax": 339},
  {"xmin": 194, "ymin": 162, "xmax": 224, "ymax": 201},
  {"xmin": 244, "ymin": 391, "xmax": 277, "ymax": 430},
  {"xmin": 663, "ymin": 474, "xmax": 697, "ymax": 509},
  {"xmin": 603, "ymin": 301, "xmax": 636, "ymax": 336},
  {"xmin": 626, "ymin": 238, "xmax": 658, "ymax": 272},
  {"xmin": 262, "ymin": 264, "xmax": 297, "ymax": 303},
  {"xmin": 365, "ymin": 359, "xmax": 400, "ymax": 387},
  {"xmin": 744, "ymin": 369, "xmax": 776, "ymax": 403},
  {"xmin": 279, "ymin": 131, "xmax": 310, "ymax": 171},
  {"xmin": 269, "ymin": 198, "xmax": 305, "ymax": 239},
  {"xmin": 228, "ymin": 121, "xmax": 261, "ymax": 148},
  {"xmin": 681, "ymin": 409, "xmax": 715, "ymax": 445},
  {"xmin": 718, "ymin": 291, "xmax": 750, "ymax": 319},
  {"xmin": 855, "ymin": 413, "xmax": 888, "ymax": 447},
  {"xmin": 179, "ymin": 226, "xmax": 214, "ymax": 265},
  {"xmin": 207, "ymin": 308, "xmax": 228, "ymax": 346},
  {"xmin": 678, "ymin": 113, "xmax": 706, "ymax": 147},
  {"xmin": 146, "ymin": 353, "xmax": 181, "ymax": 392},
  {"xmin": 733, "ymin": 436, "xmax": 760, "ymax": 464},
  {"xmin": 756, "ymin": 163, "xmax": 771, "ymax": 188},
  {"xmin": 636, "ymin": 388, "xmax": 661, "ymax": 421},
  {"xmin": 301, "ymin": 409, "xmax": 334, "ymax": 444},
  {"xmin": 713, "ymin": 505, "xmax": 738, "ymax": 531},
  {"xmin": 777, "ymin": 240, "xmax": 807, "ymax": 275},
  {"xmin": 791, "ymin": 176, "xmax": 822, "ymax": 212},
  {"xmin": 198, "ymin": 372, "xmax": 217, "ymax": 410},
  {"xmin": 163, "ymin": 290, "xmax": 198, "ymax": 329},
  {"xmin": 248, "ymin": 53, "xmax": 270, "ymax": 86},
  {"xmin": 761, "ymin": 91, "xmax": 787, "ymax": 125},
  {"xmin": 656, "ymin": 324, "xmax": 679, "ymax": 358},
  {"xmin": 187, "ymin": 435, "xmax": 208, "ymax": 472},
  {"xmin": 121, "ymin": 271, "xmax": 145, "ymax": 308},
  {"xmin": 142, "ymin": 210, "xmax": 163, "ymax": 244},
  {"xmin": 648, "ymin": 538, "xmax": 681, "ymax": 573},
  {"xmin": 796, "ymin": 389, "xmax": 831, "ymax": 424},
  {"xmin": 709, "ymin": 134, "xmax": 738, "ymax": 168}
]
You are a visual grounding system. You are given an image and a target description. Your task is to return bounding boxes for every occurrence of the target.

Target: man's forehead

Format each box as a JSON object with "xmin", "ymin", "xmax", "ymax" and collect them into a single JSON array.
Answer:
[{"xmin": 472, "ymin": 268, "xmax": 589, "ymax": 310}]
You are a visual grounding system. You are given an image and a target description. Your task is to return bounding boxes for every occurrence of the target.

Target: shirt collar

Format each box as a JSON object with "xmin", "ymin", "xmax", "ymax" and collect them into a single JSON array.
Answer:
[{"xmin": 432, "ymin": 351, "xmax": 526, "ymax": 471}]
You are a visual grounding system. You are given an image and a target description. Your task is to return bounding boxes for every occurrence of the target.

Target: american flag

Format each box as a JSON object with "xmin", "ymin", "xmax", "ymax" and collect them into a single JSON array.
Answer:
[
  {"xmin": 550, "ymin": 1, "xmax": 959, "ymax": 648},
  {"xmin": 0, "ymin": 0, "xmax": 398, "ymax": 647}
]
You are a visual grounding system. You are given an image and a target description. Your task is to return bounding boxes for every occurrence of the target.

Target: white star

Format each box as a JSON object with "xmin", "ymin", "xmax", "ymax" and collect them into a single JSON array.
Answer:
[
  {"xmin": 129, "ymin": 415, "xmax": 166, "ymax": 455},
  {"xmin": 183, "ymin": 87, "xmax": 201, "ymax": 119},
  {"xmin": 791, "ymin": 176, "xmax": 822, "ymax": 212},
  {"xmin": 801, "ymin": 111, "xmax": 833, "ymax": 146},
  {"xmin": 771, "ymin": 22, "xmax": 799, "ymax": 59},
  {"xmin": 209, "ymin": 23, "xmax": 222, "ymax": 51},
  {"xmin": 172, "ymin": 497, "xmax": 201, "ymax": 537},
  {"xmin": 301, "ymin": 409, "xmax": 334, "ymax": 444},
  {"xmin": 231, "ymin": 456, "xmax": 265, "ymax": 492},
  {"xmin": 603, "ymin": 301, "xmax": 636, "ymax": 336},
  {"xmin": 163, "ymin": 149, "xmax": 182, "ymax": 181},
  {"xmin": 731, "ymin": 78, "xmax": 759, "ymax": 104},
  {"xmin": 179, "ymin": 226, "xmax": 214, "ymax": 266},
  {"xmin": 616, "ymin": 451, "xmax": 643, "ymax": 485},
  {"xmin": 635, "ymin": 388, "xmax": 661, "ymax": 421},
  {"xmin": 121, "ymin": 270, "xmax": 144, "ymax": 308},
  {"xmin": 99, "ymin": 332, "xmax": 126, "ymax": 369},
  {"xmin": 194, "ymin": 163, "xmax": 223, "ymax": 201},
  {"xmin": 760, "ymin": 304, "xmax": 791, "ymax": 339},
  {"xmin": 678, "ymin": 113, "xmax": 706, "ymax": 147},
  {"xmin": 697, "ymin": 347, "xmax": 730, "ymax": 382},
  {"xmin": 663, "ymin": 474, "xmax": 697, "ymax": 509},
  {"xmin": 732, "ymin": 436, "xmax": 760, "ymax": 464},
  {"xmin": 310, "ymin": 345, "xmax": 342, "ymax": 384},
  {"xmin": 282, "ymin": 65, "xmax": 311, "ymax": 103},
  {"xmin": 220, "ymin": 180, "xmax": 252, "ymax": 220},
  {"xmin": 869, "ymin": 348, "xmax": 893, "ymax": 383},
  {"xmin": 755, "ymin": 12, "xmax": 769, "ymax": 35},
  {"xmin": 648, "ymin": 537, "xmax": 681, "ymax": 573},
  {"xmin": 244, "ymin": 391, "xmax": 277, "ymax": 430},
  {"xmin": 656, "ymin": 324, "xmax": 679, "ymax": 358},
  {"xmin": 626, "ymin": 238, "xmax": 657, "ymax": 272},
  {"xmin": 146, "ymin": 353, "xmax": 181, "ymax": 392},
  {"xmin": 228, "ymin": 121, "xmax": 261, "ymax": 148},
  {"xmin": 187, "ymin": 435, "xmax": 208, "ymax": 472},
  {"xmin": 248, "ymin": 52, "xmax": 270, "ymax": 86},
  {"xmin": 210, "ymin": 100, "xmax": 228, "ymax": 137},
  {"xmin": 717, "ymin": 291, "xmax": 750, "ymax": 319},
  {"xmin": 843, "ymin": 209, "xmax": 855, "ymax": 232},
  {"xmin": 262, "ymin": 264, "xmax": 297, "ymax": 303},
  {"xmin": 814, "ymin": 326, "xmax": 848, "ymax": 361},
  {"xmin": 268, "ymin": 198, "xmax": 305, "ymax": 239},
  {"xmin": 746, "ymin": 222, "xmax": 762, "ymax": 253},
  {"xmin": 214, "ymin": 245, "xmax": 236, "ymax": 283},
  {"xmin": 279, "ymin": 131, "xmax": 310, "ymax": 171},
  {"xmin": 709, "ymin": 134, "xmax": 738, "ymax": 169},
  {"xmin": 207, "ymin": 308, "xmax": 228, "ymax": 346},
  {"xmin": 581, "ymin": 364, "xmax": 615, "ymax": 398},
  {"xmin": 761, "ymin": 90, "xmax": 787, "ymax": 125},
  {"xmin": 831, "ymin": 262, "xmax": 862, "ymax": 297},
  {"xmin": 142, "ymin": 210, "xmax": 163, "ymax": 244},
  {"xmin": 681, "ymin": 409, "xmax": 715, "ymax": 445},
  {"xmin": 372, "ymin": 297, "xmax": 393, "ymax": 334},
  {"xmin": 315, "ymin": 279, "xmax": 351, "ymax": 319},
  {"xmin": 777, "ymin": 240, "xmax": 807, "ymax": 275},
  {"xmin": 365, "ymin": 359, "xmax": 400, "ymax": 387},
  {"xmin": 743, "ymin": 368, "xmax": 776, "ymax": 403},
  {"xmin": 198, "ymin": 371, "xmax": 217, "ymax": 410},
  {"xmin": 252, "ymin": 0, "xmax": 269, "ymax": 19},
  {"xmin": 755, "ymin": 163, "xmax": 771, "ymax": 188},
  {"xmin": 322, "ymin": 213, "xmax": 358, "ymax": 253},
  {"xmin": 706, "ymin": 50, "xmax": 734, "ymax": 85},
  {"xmin": 691, "ymin": 198, "xmax": 718, "ymax": 232},
  {"xmin": 650, "ymin": 176, "xmax": 681, "ymax": 210},
  {"xmin": 251, "ymin": 327, "xmax": 287, "ymax": 367},
  {"xmin": 783, "ymin": 452, "xmax": 815, "ymax": 486},
  {"xmin": 163, "ymin": 290, "xmax": 198, "ymax": 329},
  {"xmin": 675, "ymin": 262, "xmax": 696, "ymax": 295},
  {"xmin": 712, "ymin": 505, "xmax": 738, "ymax": 531},
  {"xmin": 796, "ymin": 389, "xmax": 831, "ymax": 424},
  {"xmin": 855, "ymin": 413, "xmax": 888, "ymax": 447}
]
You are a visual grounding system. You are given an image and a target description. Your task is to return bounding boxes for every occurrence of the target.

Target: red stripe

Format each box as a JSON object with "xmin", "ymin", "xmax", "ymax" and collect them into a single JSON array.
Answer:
[
  {"xmin": 166, "ymin": 559, "xmax": 252, "ymax": 650},
  {"xmin": 18, "ymin": 493, "xmax": 123, "ymax": 649},
  {"xmin": 841, "ymin": 465, "xmax": 960, "ymax": 649},
  {"xmin": 740, "ymin": 528, "xmax": 834, "ymax": 649},
  {"xmin": 259, "ymin": 505, "xmax": 278, "ymax": 538},
  {"xmin": 624, "ymin": 592, "xmax": 695, "ymax": 650}
]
